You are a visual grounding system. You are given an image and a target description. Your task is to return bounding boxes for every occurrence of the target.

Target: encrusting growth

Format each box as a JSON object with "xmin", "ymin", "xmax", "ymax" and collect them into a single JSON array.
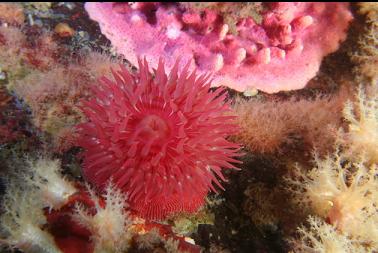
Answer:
[{"xmin": 85, "ymin": 2, "xmax": 353, "ymax": 93}]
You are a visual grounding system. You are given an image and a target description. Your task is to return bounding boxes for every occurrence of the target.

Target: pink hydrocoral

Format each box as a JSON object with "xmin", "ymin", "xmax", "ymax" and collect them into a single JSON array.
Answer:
[
  {"xmin": 76, "ymin": 58, "xmax": 241, "ymax": 220},
  {"xmin": 85, "ymin": 2, "xmax": 353, "ymax": 93}
]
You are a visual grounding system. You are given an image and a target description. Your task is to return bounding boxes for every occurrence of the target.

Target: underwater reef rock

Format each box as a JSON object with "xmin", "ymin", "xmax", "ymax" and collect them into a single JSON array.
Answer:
[
  {"xmin": 0, "ymin": 86, "xmax": 33, "ymax": 146},
  {"xmin": 85, "ymin": 2, "xmax": 353, "ymax": 93},
  {"xmin": 14, "ymin": 65, "xmax": 95, "ymax": 152},
  {"xmin": 76, "ymin": 58, "xmax": 242, "ymax": 220},
  {"xmin": 0, "ymin": 157, "xmax": 201, "ymax": 253},
  {"xmin": 0, "ymin": 88, "xmax": 21, "ymax": 144},
  {"xmin": 0, "ymin": 24, "xmax": 123, "ymax": 152},
  {"xmin": 1, "ymin": 3, "xmax": 377, "ymax": 253},
  {"xmin": 47, "ymin": 183, "xmax": 202, "ymax": 253}
]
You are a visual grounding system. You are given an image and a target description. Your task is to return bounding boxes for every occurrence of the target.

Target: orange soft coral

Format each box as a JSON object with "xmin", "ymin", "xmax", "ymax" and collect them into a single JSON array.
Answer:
[
  {"xmin": 288, "ymin": 149, "xmax": 378, "ymax": 249},
  {"xmin": 338, "ymin": 86, "xmax": 378, "ymax": 164},
  {"xmin": 293, "ymin": 216, "xmax": 366, "ymax": 253},
  {"xmin": 351, "ymin": 3, "xmax": 378, "ymax": 84}
]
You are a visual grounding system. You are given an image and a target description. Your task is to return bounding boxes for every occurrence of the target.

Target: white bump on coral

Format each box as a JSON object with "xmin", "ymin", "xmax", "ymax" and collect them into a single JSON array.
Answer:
[
  {"xmin": 235, "ymin": 48, "xmax": 247, "ymax": 64},
  {"xmin": 292, "ymin": 15, "xmax": 313, "ymax": 31},
  {"xmin": 219, "ymin": 24, "xmax": 229, "ymax": 40},
  {"xmin": 130, "ymin": 13, "xmax": 143, "ymax": 24},
  {"xmin": 256, "ymin": 48, "xmax": 271, "ymax": 64},
  {"xmin": 213, "ymin": 53, "xmax": 224, "ymax": 71},
  {"xmin": 166, "ymin": 24, "xmax": 181, "ymax": 39}
]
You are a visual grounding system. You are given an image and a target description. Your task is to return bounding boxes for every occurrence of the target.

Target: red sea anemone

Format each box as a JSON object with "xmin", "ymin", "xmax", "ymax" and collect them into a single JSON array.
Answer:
[{"xmin": 76, "ymin": 58, "xmax": 241, "ymax": 220}]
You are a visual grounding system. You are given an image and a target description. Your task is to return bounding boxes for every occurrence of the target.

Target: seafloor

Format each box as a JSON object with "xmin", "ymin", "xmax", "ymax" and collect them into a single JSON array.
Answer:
[{"xmin": 0, "ymin": 2, "xmax": 377, "ymax": 253}]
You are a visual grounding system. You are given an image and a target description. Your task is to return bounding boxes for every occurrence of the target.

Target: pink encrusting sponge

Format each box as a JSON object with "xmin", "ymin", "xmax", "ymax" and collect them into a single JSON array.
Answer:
[
  {"xmin": 76, "ymin": 58, "xmax": 241, "ymax": 220},
  {"xmin": 85, "ymin": 2, "xmax": 353, "ymax": 93}
]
